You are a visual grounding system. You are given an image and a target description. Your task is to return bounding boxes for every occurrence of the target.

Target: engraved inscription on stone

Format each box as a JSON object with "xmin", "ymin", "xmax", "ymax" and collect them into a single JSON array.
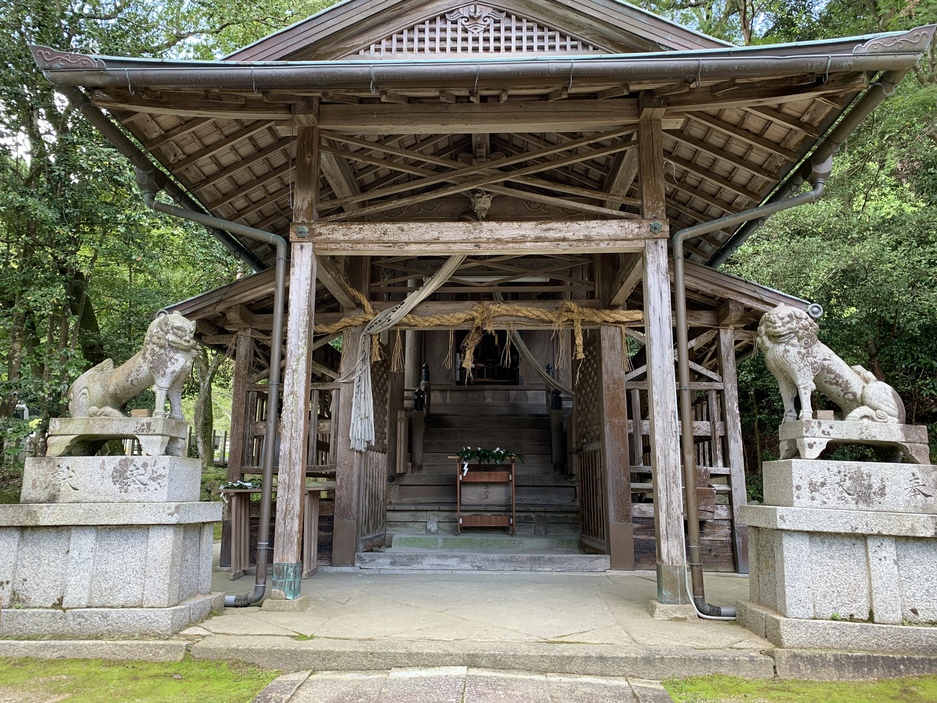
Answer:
[{"xmin": 48, "ymin": 465, "xmax": 78, "ymax": 493}]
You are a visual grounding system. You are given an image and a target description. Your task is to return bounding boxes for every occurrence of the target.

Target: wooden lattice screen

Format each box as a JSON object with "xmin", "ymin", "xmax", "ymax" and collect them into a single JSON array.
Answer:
[
  {"xmin": 359, "ymin": 4, "xmax": 599, "ymax": 57},
  {"xmin": 360, "ymin": 345, "xmax": 389, "ymax": 551},
  {"xmin": 573, "ymin": 334, "xmax": 608, "ymax": 553}
]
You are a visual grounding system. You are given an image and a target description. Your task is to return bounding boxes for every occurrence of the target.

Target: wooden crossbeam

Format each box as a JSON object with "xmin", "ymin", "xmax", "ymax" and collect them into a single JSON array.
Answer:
[
  {"xmin": 609, "ymin": 253, "xmax": 644, "ymax": 307},
  {"xmin": 317, "ymin": 100, "xmax": 643, "ymax": 134},
  {"xmin": 209, "ymin": 161, "xmax": 292, "ymax": 210},
  {"xmin": 324, "ymin": 137, "xmax": 638, "ymax": 222},
  {"xmin": 316, "ymin": 256, "xmax": 359, "ymax": 310},
  {"xmin": 664, "ymin": 129, "xmax": 778, "ymax": 182},
  {"xmin": 170, "ymin": 122, "xmax": 273, "ymax": 171},
  {"xmin": 146, "ymin": 117, "xmax": 212, "ymax": 150},
  {"xmin": 296, "ymin": 220, "xmax": 664, "ymax": 256},
  {"xmin": 328, "ymin": 126, "xmax": 635, "ymax": 209},
  {"xmin": 666, "ymin": 152, "xmax": 762, "ymax": 203},
  {"xmin": 198, "ymin": 139, "xmax": 292, "ymax": 192},
  {"xmin": 685, "ymin": 113, "xmax": 798, "ymax": 160}
]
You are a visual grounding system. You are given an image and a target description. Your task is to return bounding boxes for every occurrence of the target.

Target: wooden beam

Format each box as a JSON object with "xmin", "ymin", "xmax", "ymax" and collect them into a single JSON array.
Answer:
[
  {"xmin": 685, "ymin": 113, "xmax": 798, "ymax": 160},
  {"xmin": 666, "ymin": 152, "xmax": 762, "ymax": 203},
  {"xmin": 91, "ymin": 91, "xmax": 291, "ymax": 120},
  {"xmin": 609, "ymin": 253, "xmax": 644, "ymax": 307},
  {"xmin": 717, "ymin": 300, "xmax": 746, "ymax": 327},
  {"xmin": 329, "ymin": 126, "xmax": 636, "ymax": 209},
  {"xmin": 208, "ymin": 161, "xmax": 291, "ymax": 210},
  {"xmin": 638, "ymin": 98, "xmax": 667, "ymax": 221},
  {"xmin": 664, "ymin": 129, "xmax": 779, "ymax": 182},
  {"xmin": 744, "ymin": 105, "xmax": 821, "ymax": 138},
  {"xmin": 300, "ymin": 219, "xmax": 663, "ymax": 256},
  {"xmin": 170, "ymin": 122, "xmax": 273, "ymax": 170},
  {"xmin": 146, "ymin": 117, "xmax": 211, "ymax": 150},
  {"xmin": 316, "ymin": 255, "xmax": 358, "ymax": 310},
  {"xmin": 317, "ymin": 100, "xmax": 643, "ymax": 134},
  {"xmin": 198, "ymin": 139, "xmax": 293, "ymax": 192},
  {"xmin": 320, "ymin": 145, "xmax": 361, "ymax": 213},
  {"xmin": 603, "ymin": 148, "xmax": 639, "ymax": 210}
]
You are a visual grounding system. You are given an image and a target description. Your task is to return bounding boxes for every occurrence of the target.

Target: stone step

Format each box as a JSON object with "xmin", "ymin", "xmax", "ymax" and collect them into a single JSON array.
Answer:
[
  {"xmin": 356, "ymin": 551, "xmax": 610, "ymax": 572},
  {"xmin": 391, "ymin": 533, "xmax": 582, "ymax": 552}
]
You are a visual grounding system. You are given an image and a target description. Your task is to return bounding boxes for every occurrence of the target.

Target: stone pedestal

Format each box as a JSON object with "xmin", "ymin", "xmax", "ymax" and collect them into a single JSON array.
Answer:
[
  {"xmin": 0, "ymin": 451, "xmax": 220, "ymax": 637},
  {"xmin": 739, "ymin": 426, "xmax": 937, "ymax": 653}
]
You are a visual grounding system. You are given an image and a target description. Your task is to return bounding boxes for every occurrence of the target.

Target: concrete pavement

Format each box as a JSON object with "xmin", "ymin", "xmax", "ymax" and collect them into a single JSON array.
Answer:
[{"xmin": 252, "ymin": 667, "xmax": 676, "ymax": 702}]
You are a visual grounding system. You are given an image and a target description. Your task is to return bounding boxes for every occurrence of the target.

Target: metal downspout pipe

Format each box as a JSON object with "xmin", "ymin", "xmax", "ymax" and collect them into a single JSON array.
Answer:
[
  {"xmin": 135, "ymin": 167, "xmax": 287, "ymax": 608},
  {"xmin": 672, "ymin": 157, "xmax": 831, "ymax": 619},
  {"xmin": 709, "ymin": 69, "xmax": 906, "ymax": 268}
]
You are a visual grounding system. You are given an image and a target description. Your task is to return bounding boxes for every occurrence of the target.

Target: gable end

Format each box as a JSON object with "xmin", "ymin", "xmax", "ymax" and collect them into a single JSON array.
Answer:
[{"xmin": 354, "ymin": 3, "xmax": 602, "ymax": 58}]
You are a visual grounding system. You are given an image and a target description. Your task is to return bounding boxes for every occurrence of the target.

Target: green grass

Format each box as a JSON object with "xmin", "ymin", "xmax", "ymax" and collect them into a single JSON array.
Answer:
[
  {"xmin": 0, "ymin": 657, "xmax": 278, "ymax": 703},
  {"xmin": 665, "ymin": 675, "xmax": 937, "ymax": 703}
]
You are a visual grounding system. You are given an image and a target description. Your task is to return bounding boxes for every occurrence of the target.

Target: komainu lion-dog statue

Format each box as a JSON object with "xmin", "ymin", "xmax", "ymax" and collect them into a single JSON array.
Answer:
[
  {"xmin": 68, "ymin": 311, "xmax": 197, "ymax": 420},
  {"xmin": 756, "ymin": 304, "xmax": 904, "ymax": 424}
]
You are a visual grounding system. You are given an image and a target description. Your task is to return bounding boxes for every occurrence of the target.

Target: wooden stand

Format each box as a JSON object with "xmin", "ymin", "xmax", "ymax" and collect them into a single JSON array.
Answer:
[{"xmin": 455, "ymin": 458, "xmax": 516, "ymax": 535}]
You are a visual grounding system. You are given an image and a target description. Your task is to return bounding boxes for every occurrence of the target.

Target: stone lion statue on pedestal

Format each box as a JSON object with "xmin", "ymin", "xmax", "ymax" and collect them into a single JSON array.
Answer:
[
  {"xmin": 756, "ymin": 304, "xmax": 904, "ymax": 424},
  {"xmin": 68, "ymin": 312, "xmax": 197, "ymax": 420}
]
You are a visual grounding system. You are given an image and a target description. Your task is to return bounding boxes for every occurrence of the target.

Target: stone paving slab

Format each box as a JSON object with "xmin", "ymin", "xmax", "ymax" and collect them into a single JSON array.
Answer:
[{"xmin": 251, "ymin": 668, "xmax": 676, "ymax": 702}]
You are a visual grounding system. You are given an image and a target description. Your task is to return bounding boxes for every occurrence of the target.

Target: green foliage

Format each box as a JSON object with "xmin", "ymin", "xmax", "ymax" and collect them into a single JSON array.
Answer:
[
  {"xmin": 457, "ymin": 446, "xmax": 525, "ymax": 465},
  {"xmin": 0, "ymin": 0, "xmax": 341, "ymax": 486},
  {"xmin": 665, "ymin": 674, "xmax": 937, "ymax": 703},
  {"xmin": 0, "ymin": 657, "xmax": 277, "ymax": 703}
]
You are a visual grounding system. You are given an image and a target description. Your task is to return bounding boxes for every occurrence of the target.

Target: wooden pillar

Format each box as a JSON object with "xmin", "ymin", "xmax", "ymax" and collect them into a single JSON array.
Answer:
[
  {"xmin": 386, "ymin": 331, "xmax": 406, "ymax": 476},
  {"xmin": 598, "ymin": 325, "xmax": 635, "ymax": 570},
  {"xmin": 332, "ymin": 257, "xmax": 368, "ymax": 566},
  {"xmin": 639, "ymin": 102, "xmax": 686, "ymax": 604},
  {"xmin": 718, "ymin": 328, "xmax": 749, "ymax": 574},
  {"xmin": 226, "ymin": 328, "xmax": 253, "ymax": 482},
  {"xmin": 272, "ymin": 123, "xmax": 319, "ymax": 599}
]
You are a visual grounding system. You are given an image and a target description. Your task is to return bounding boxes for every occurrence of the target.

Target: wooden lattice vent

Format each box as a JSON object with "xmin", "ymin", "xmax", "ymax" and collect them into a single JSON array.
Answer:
[
  {"xmin": 369, "ymin": 344, "xmax": 390, "ymax": 450},
  {"xmin": 358, "ymin": 3, "xmax": 599, "ymax": 57},
  {"xmin": 574, "ymin": 337, "xmax": 601, "ymax": 446}
]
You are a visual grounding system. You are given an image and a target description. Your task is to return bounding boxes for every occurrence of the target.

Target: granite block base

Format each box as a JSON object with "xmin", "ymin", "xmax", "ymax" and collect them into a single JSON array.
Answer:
[
  {"xmin": 0, "ymin": 593, "xmax": 224, "ymax": 638},
  {"xmin": 0, "ymin": 501, "xmax": 220, "ymax": 637},
  {"xmin": 738, "ymin": 600, "xmax": 937, "ymax": 655}
]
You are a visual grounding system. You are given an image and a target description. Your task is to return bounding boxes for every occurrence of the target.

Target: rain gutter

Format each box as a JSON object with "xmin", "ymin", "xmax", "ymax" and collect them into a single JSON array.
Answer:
[
  {"xmin": 709, "ymin": 68, "xmax": 908, "ymax": 268},
  {"xmin": 672, "ymin": 157, "xmax": 831, "ymax": 619},
  {"xmin": 63, "ymin": 88, "xmax": 265, "ymax": 273},
  {"xmin": 135, "ymin": 167, "xmax": 286, "ymax": 608},
  {"xmin": 33, "ymin": 42, "xmax": 928, "ymax": 92}
]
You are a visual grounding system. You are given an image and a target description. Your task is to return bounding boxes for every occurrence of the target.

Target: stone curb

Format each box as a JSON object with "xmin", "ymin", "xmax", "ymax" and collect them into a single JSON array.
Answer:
[
  {"xmin": 0, "ymin": 639, "xmax": 188, "ymax": 661},
  {"xmin": 189, "ymin": 635, "xmax": 776, "ymax": 679},
  {"xmin": 770, "ymin": 648, "xmax": 937, "ymax": 680}
]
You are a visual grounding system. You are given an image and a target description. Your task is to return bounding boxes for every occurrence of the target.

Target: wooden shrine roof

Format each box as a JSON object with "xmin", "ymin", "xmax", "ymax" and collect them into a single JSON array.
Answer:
[{"xmin": 30, "ymin": 2, "xmax": 935, "ymax": 271}]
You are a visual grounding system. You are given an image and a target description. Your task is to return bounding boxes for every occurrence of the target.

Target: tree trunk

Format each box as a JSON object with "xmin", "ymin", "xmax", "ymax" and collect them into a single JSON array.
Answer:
[{"xmin": 194, "ymin": 348, "xmax": 224, "ymax": 470}]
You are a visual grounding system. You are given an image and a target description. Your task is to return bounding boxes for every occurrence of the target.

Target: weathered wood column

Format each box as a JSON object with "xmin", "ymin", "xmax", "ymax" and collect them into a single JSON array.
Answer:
[
  {"xmin": 639, "ymin": 100, "xmax": 686, "ymax": 604},
  {"xmin": 226, "ymin": 328, "xmax": 253, "ymax": 482},
  {"xmin": 272, "ymin": 124, "xmax": 319, "ymax": 599},
  {"xmin": 598, "ymin": 324, "xmax": 635, "ymax": 570},
  {"xmin": 332, "ymin": 257, "xmax": 368, "ymax": 566},
  {"xmin": 718, "ymin": 327, "xmax": 749, "ymax": 574}
]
